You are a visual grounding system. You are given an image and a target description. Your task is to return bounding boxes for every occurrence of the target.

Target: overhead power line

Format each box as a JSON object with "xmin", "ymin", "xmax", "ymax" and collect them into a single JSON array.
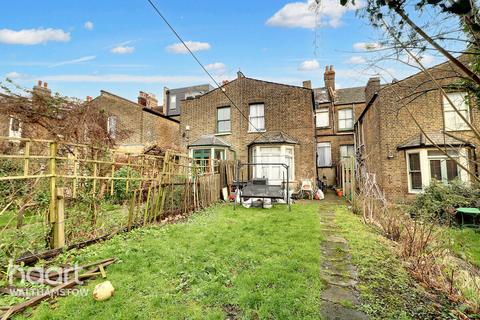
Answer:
[{"xmin": 145, "ymin": 0, "xmax": 262, "ymax": 133}]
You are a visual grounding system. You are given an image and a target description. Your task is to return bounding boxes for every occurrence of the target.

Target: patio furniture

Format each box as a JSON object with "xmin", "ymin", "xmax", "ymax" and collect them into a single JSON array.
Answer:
[
  {"xmin": 298, "ymin": 179, "xmax": 314, "ymax": 200},
  {"xmin": 456, "ymin": 207, "xmax": 480, "ymax": 230}
]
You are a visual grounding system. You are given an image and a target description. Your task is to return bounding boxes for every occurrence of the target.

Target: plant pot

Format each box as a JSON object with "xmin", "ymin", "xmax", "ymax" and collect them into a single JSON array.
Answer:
[{"xmin": 336, "ymin": 189, "xmax": 343, "ymax": 197}]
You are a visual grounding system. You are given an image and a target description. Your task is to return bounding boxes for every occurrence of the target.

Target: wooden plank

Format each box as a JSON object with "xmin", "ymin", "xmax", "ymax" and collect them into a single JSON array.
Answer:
[
  {"xmin": 48, "ymin": 141, "xmax": 57, "ymax": 249},
  {"xmin": 53, "ymin": 188, "xmax": 65, "ymax": 249}
]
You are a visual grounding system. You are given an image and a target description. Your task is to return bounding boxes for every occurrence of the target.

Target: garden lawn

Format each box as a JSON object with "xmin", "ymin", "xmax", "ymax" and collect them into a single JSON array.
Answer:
[
  {"xmin": 444, "ymin": 227, "xmax": 480, "ymax": 267},
  {"xmin": 21, "ymin": 203, "xmax": 323, "ymax": 320}
]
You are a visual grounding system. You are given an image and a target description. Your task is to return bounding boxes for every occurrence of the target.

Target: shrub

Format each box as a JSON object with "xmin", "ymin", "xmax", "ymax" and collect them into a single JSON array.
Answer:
[
  {"xmin": 409, "ymin": 180, "xmax": 480, "ymax": 223},
  {"xmin": 108, "ymin": 167, "xmax": 141, "ymax": 203},
  {"xmin": 0, "ymin": 159, "xmax": 26, "ymax": 206}
]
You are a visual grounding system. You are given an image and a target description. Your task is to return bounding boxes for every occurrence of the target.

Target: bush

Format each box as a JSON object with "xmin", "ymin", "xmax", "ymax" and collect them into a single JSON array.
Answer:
[
  {"xmin": 108, "ymin": 167, "xmax": 141, "ymax": 203},
  {"xmin": 409, "ymin": 180, "xmax": 480, "ymax": 223},
  {"xmin": 0, "ymin": 159, "xmax": 27, "ymax": 206}
]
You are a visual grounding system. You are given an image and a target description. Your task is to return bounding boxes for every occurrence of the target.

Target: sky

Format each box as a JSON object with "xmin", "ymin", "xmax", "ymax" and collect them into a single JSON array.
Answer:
[{"xmin": 0, "ymin": 0, "xmax": 441, "ymax": 102}]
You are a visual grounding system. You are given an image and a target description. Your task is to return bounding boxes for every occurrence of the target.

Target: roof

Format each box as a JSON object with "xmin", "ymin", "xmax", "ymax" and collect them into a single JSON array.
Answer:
[
  {"xmin": 397, "ymin": 132, "xmax": 476, "ymax": 150},
  {"xmin": 248, "ymin": 131, "xmax": 298, "ymax": 146},
  {"xmin": 313, "ymin": 86, "xmax": 365, "ymax": 105},
  {"xmin": 97, "ymin": 90, "xmax": 179, "ymax": 123},
  {"xmin": 188, "ymin": 134, "xmax": 231, "ymax": 147}
]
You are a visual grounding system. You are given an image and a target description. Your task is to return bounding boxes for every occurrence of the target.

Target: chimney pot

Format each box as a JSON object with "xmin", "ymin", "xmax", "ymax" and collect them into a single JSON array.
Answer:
[
  {"xmin": 38, "ymin": 80, "xmax": 42, "ymax": 87},
  {"xmin": 324, "ymin": 65, "xmax": 335, "ymax": 92},
  {"xmin": 43, "ymin": 82, "xmax": 48, "ymax": 88},
  {"xmin": 86, "ymin": 96, "xmax": 93, "ymax": 102}
]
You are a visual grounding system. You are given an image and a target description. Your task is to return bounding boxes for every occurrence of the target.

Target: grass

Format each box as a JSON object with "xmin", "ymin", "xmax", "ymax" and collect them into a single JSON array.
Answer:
[
  {"xmin": 330, "ymin": 203, "xmax": 453, "ymax": 320},
  {"xmin": 443, "ymin": 227, "xmax": 480, "ymax": 267},
  {"xmin": 16, "ymin": 203, "xmax": 323, "ymax": 320}
]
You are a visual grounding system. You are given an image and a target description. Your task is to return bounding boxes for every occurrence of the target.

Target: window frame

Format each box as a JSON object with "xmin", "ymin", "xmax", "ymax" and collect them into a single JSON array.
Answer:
[
  {"xmin": 216, "ymin": 106, "xmax": 231, "ymax": 134},
  {"xmin": 315, "ymin": 108, "xmax": 329, "ymax": 128},
  {"xmin": 8, "ymin": 117, "xmax": 21, "ymax": 139},
  {"xmin": 339, "ymin": 144, "xmax": 354, "ymax": 159},
  {"xmin": 338, "ymin": 108, "xmax": 354, "ymax": 131},
  {"xmin": 407, "ymin": 152, "xmax": 423, "ymax": 193},
  {"xmin": 443, "ymin": 92, "xmax": 470, "ymax": 132},
  {"xmin": 250, "ymin": 144, "xmax": 295, "ymax": 183},
  {"xmin": 317, "ymin": 142, "xmax": 332, "ymax": 167},
  {"xmin": 248, "ymin": 103, "xmax": 265, "ymax": 132},
  {"xmin": 107, "ymin": 115, "xmax": 117, "ymax": 139},
  {"xmin": 169, "ymin": 95, "xmax": 177, "ymax": 110}
]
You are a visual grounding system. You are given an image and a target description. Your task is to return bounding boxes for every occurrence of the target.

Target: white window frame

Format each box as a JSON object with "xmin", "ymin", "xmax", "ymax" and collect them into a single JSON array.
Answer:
[
  {"xmin": 107, "ymin": 116, "xmax": 117, "ymax": 139},
  {"xmin": 338, "ymin": 108, "xmax": 354, "ymax": 131},
  {"xmin": 340, "ymin": 145, "xmax": 354, "ymax": 159},
  {"xmin": 169, "ymin": 95, "xmax": 177, "ymax": 110},
  {"xmin": 8, "ymin": 117, "xmax": 22, "ymax": 139},
  {"xmin": 405, "ymin": 148, "xmax": 469, "ymax": 193},
  {"xmin": 216, "ymin": 106, "xmax": 231, "ymax": 134},
  {"xmin": 317, "ymin": 142, "xmax": 332, "ymax": 167},
  {"xmin": 443, "ymin": 92, "xmax": 470, "ymax": 131},
  {"xmin": 250, "ymin": 145, "xmax": 295, "ymax": 184},
  {"xmin": 248, "ymin": 103, "xmax": 265, "ymax": 132},
  {"xmin": 316, "ymin": 108, "xmax": 329, "ymax": 128}
]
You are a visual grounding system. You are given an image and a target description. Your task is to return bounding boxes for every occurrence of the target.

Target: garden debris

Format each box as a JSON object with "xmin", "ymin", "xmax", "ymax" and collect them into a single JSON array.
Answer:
[
  {"xmin": 93, "ymin": 281, "xmax": 115, "ymax": 301},
  {"xmin": 0, "ymin": 258, "xmax": 116, "ymax": 320}
]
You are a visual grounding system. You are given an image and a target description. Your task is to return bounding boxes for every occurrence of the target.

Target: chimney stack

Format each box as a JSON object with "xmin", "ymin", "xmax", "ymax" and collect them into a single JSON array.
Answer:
[
  {"xmin": 365, "ymin": 77, "xmax": 381, "ymax": 104},
  {"xmin": 33, "ymin": 80, "xmax": 51, "ymax": 98},
  {"xmin": 323, "ymin": 65, "xmax": 335, "ymax": 92},
  {"xmin": 138, "ymin": 91, "xmax": 158, "ymax": 108},
  {"xmin": 302, "ymin": 80, "xmax": 312, "ymax": 89}
]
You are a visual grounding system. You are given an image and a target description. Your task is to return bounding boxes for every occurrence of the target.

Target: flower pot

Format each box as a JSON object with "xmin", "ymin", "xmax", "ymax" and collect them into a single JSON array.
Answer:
[{"xmin": 336, "ymin": 189, "xmax": 343, "ymax": 197}]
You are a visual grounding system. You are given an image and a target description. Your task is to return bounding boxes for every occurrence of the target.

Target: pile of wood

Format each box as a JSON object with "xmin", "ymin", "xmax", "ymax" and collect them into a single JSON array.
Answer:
[{"xmin": 0, "ymin": 258, "xmax": 116, "ymax": 319}]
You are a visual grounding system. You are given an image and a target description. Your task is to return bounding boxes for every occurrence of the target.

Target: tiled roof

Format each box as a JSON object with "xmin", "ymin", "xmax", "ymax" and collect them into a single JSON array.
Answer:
[
  {"xmin": 397, "ymin": 132, "xmax": 476, "ymax": 150},
  {"xmin": 188, "ymin": 134, "xmax": 231, "ymax": 147},
  {"xmin": 313, "ymin": 86, "xmax": 366, "ymax": 105},
  {"xmin": 248, "ymin": 131, "xmax": 298, "ymax": 146}
]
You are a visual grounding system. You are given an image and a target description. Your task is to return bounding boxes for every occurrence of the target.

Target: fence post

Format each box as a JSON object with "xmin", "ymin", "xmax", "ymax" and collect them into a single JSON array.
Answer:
[
  {"xmin": 53, "ymin": 187, "xmax": 66, "ymax": 248},
  {"xmin": 23, "ymin": 140, "xmax": 30, "ymax": 176},
  {"xmin": 48, "ymin": 141, "xmax": 57, "ymax": 248}
]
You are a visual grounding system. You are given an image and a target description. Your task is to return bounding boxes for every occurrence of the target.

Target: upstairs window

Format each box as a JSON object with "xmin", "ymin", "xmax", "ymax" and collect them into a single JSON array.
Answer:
[
  {"xmin": 169, "ymin": 95, "xmax": 177, "ymax": 110},
  {"xmin": 217, "ymin": 107, "xmax": 231, "ymax": 133},
  {"xmin": 338, "ymin": 108, "xmax": 353, "ymax": 131},
  {"xmin": 316, "ymin": 109, "xmax": 329, "ymax": 128},
  {"xmin": 249, "ymin": 104, "xmax": 265, "ymax": 132},
  {"xmin": 443, "ymin": 92, "xmax": 469, "ymax": 131},
  {"xmin": 317, "ymin": 142, "xmax": 332, "ymax": 167},
  {"xmin": 107, "ymin": 116, "xmax": 117, "ymax": 139},
  {"xmin": 8, "ymin": 117, "xmax": 21, "ymax": 138}
]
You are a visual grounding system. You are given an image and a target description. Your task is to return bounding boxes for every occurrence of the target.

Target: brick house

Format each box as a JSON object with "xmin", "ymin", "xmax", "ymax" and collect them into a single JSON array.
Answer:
[
  {"xmin": 314, "ymin": 66, "xmax": 366, "ymax": 187},
  {"xmin": 88, "ymin": 90, "xmax": 182, "ymax": 153},
  {"xmin": 180, "ymin": 72, "xmax": 316, "ymax": 189},
  {"xmin": 163, "ymin": 84, "xmax": 213, "ymax": 120},
  {"xmin": 356, "ymin": 60, "xmax": 480, "ymax": 201}
]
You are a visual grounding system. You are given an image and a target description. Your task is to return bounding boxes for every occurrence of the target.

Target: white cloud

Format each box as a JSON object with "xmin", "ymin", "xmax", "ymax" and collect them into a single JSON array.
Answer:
[
  {"xmin": 111, "ymin": 46, "xmax": 135, "ymax": 54},
  {"xmin": 205, "ymin": 62, "xmax": 227, "ymax": 74},
  {"xmin": 84, "ymin": 21, "xmax": 94, "ymax": 31},
  {"xmin": 353, "ymin": 42, "xmax": 382, "ymax": 51},
  {"xmin": 5, "ymin": 71, "xmax": 25, "ymax": 79},
  {"xmin": 0, "ymin": 28, "xmax": 70, "ymax": 45},
  {"xmin": 346, "ymin": 56, "xmax": 366, "ymax": 64},
  {"xmin": 166, "ymin": 41, "xmax": 211, "ymax": 54},
  {"xmin": 49, "ymin": 56, "xmax": 96, "ymax": 68},
  {"xmin": 266, "ymin": 0, "xmax": 362, "ymax": 29},
  {"xmin": 298, "ymin": 59, "xmax": 320, "ymax": 71}
]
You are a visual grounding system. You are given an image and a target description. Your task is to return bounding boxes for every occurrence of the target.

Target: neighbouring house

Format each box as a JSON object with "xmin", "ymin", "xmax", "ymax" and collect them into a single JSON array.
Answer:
[
  {"xmin": 356, "ymin": 59, "xmax": 480, "ymax": 201},
  {"xmin": 314, "ymin": 66, "xmax": 366, "ymax": 187},
  {"xmin": 88, "ymin": 90, "xmax": 182, "ymax": 153},
  {"xmin": 181, "ymin": 72, "xmax": 316, "ymax": 189},
  {"xmin": 164, "ymin": 84, "xmax": 213, "ymax": 120}
]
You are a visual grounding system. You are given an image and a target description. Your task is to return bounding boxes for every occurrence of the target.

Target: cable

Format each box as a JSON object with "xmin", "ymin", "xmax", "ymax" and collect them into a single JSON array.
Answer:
[{"xmin": 145, "ymin": 0, "xmax": 262, "ymax": 133}]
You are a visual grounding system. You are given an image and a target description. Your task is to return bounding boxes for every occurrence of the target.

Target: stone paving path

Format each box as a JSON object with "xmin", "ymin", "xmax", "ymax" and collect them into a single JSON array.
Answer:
[{"xmin": 319, "ymin": 208, "xmax": 369, "ymax": 320}]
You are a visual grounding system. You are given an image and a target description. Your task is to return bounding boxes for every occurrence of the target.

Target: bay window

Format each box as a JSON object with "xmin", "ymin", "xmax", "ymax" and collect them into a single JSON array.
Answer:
[{"xmin": 250, "ymin": 145, "xmax": 294, "ymax": 184}]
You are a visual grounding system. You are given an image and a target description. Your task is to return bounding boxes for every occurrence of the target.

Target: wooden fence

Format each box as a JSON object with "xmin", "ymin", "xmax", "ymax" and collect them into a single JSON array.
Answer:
[
  {"xmin": 0, "ymin": 136, "xmax": 221, "ymax": 264},
  {"xmin": 337, "ymin": 156, "xmax": 356, "ymax": 201}
]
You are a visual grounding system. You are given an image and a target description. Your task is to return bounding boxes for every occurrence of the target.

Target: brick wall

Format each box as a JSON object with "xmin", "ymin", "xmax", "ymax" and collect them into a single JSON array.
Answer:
[
  {"xmin": 181, "ymin": 75, "xmax": 316, "ymax": 187},
  {"xmin": 90, "ymin": 91, "xmax": 182, "ymax": 153},
  {"xmin": 360, "ymin": 61, "xmax": 480, "ymax": 201}
]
